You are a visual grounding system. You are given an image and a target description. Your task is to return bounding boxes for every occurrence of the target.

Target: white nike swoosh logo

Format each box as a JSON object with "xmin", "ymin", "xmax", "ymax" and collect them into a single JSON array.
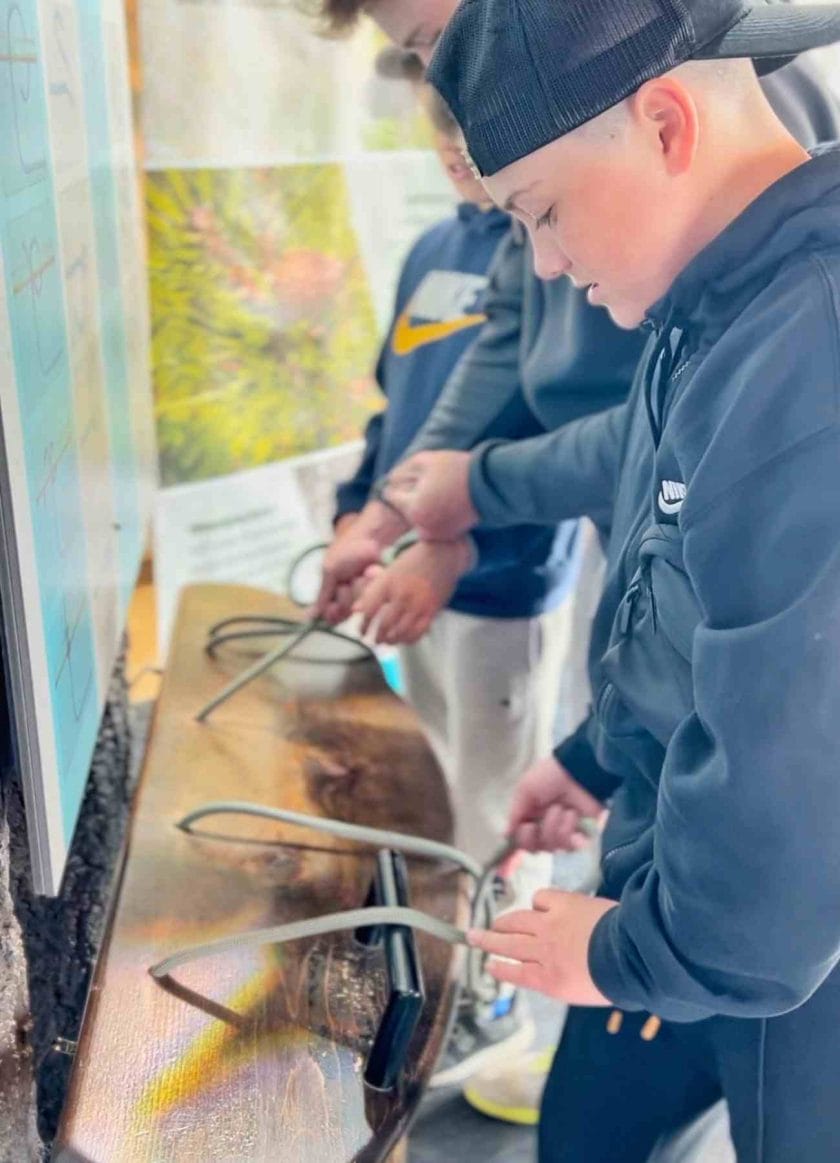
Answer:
[{"xmin": 658, "ymin": 493, "xmax": 684, "ymax": 515}]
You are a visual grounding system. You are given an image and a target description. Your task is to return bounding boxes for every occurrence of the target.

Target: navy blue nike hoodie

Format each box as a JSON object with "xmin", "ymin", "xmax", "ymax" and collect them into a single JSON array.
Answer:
[
  {"xmin": 473, "ymin": 148, "xmax": 840, "ymax": 1022},
  {"xmin": 336, "ymin": 203, "xmax": 573, "ymax": 618}
]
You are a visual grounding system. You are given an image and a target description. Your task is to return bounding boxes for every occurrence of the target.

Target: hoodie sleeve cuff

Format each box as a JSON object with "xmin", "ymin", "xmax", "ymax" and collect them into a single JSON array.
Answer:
[
  {"xmin": 587, "ymin": 885, "xmax": 719, "ymax": 1022},
  {"xmin": 587, "ymin": 906, "xmax": 644, "ymax": 1011},
  {"xmin": 333, "ymin": 483, "xmax": 369, "ymax": 523},
  {"xmin": 467, "ymin": 439, "xmax": 517, "ymax": 527},
  {"xmin": 554, "ymin": 719, "xmax": 621, "ymax": 803}
]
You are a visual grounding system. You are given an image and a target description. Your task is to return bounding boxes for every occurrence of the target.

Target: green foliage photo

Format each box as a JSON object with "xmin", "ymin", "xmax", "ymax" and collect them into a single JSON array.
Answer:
[{"xmin": 147, "ymin": 165, "xmax": 381, "ymax": 484}]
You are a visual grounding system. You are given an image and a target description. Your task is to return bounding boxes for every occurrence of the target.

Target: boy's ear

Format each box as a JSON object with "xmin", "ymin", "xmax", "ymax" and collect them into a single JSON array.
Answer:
[{"xmin": 631, "ymin": 77, "xmax": 699, "ymax": 176}]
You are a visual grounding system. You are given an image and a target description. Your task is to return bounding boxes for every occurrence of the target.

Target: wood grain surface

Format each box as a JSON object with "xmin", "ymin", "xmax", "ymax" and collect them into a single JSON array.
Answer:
[{"xmin": 54, "ymin": 585, "xmax": 467, "ymax": 1162}]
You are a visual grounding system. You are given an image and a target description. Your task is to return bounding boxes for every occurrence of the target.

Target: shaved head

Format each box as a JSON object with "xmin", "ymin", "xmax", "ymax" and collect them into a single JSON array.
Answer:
[{"xmin": 576, "ymin": 58, "xmax": 762, "ymax": 143}]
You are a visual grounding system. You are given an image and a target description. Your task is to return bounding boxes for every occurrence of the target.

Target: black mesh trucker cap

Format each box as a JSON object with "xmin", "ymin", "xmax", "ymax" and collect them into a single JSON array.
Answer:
[{"xmin": 427, "ymin": 0, "xmax": 840, "ymax": 176}]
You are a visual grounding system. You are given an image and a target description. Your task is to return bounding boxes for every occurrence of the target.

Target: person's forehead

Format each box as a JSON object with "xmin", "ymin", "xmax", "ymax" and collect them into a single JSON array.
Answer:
[
  {"xmin": 483, "ymin": 133, "xmax": 614, "ymax": 203},
  {"xmin": 483, "ymin": 140, "xmax": 566, "ymax": 203},
  {"xmin": 367, "ymin": 0, "xmax": 456, "ymax": 49}
]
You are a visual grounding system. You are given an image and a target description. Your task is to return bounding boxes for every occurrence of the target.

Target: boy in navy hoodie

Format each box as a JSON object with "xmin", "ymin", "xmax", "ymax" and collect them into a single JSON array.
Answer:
[{"xmin": 331, "ymin": 86, "xmax": 575, "ymax": 1083}]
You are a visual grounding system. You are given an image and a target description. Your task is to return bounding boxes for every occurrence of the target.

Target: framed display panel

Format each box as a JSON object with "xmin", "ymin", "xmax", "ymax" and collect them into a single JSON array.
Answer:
[{"xmin": 0, "ymin": 0, "xmax": 155, "ymax": 892}]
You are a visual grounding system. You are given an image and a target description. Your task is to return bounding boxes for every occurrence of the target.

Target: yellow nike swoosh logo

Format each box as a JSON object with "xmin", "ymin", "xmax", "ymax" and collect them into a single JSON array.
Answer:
[{"xmin": 392, "ymin": 310, "xmax": 487, "ymax": 356}]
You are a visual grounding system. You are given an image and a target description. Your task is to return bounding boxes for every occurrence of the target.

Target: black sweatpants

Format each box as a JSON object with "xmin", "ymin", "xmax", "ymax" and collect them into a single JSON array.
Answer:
[{"xmin": 539, "ymin": 961, "xmax": 840, "ymax": 1163}]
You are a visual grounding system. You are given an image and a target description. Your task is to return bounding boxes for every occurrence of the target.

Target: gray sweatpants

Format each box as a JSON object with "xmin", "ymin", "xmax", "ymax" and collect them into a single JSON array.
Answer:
[{"xmin": 398, "ymin": 605, "xmax": 560, "ymax": 907}]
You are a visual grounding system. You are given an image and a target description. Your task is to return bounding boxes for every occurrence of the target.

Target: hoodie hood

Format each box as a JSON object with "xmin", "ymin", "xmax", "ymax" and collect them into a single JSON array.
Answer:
[{"xmin": 649, "ymin": 146, "xmax": 840, "ymax": 335}]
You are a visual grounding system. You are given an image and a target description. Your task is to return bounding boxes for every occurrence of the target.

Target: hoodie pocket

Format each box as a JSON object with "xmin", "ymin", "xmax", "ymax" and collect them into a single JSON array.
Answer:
[
  {"xmin": 637, "ymin": 523, "xmax": 698, "ymax": 663},
  {"xmin": 600, "ymin": 522, "xmax": 699, "ymax": 749}
]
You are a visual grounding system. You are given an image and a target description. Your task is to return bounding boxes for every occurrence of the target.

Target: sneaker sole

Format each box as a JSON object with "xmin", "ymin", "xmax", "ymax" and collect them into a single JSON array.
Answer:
[
  {"xmin": 461, "ymin": 1048, "xmax": 555, "ymax": 1126},
  {"xmin": 428, "ymin": 1015, "xmax": 536, "ymax": 1090},
  {"xmin": 462, "ymin": 1086, "xmax": 541, "ymax": 1127}
]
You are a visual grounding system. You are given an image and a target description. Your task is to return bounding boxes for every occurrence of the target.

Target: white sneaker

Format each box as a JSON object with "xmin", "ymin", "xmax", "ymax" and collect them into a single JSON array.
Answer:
[
  {"xmin": 462, "ymin": 1046, "xmax": 554, "ymax": 1125},
  {"xmin": 429, "ymin": 1000, "xmax": 536, "ymax": 1089}
]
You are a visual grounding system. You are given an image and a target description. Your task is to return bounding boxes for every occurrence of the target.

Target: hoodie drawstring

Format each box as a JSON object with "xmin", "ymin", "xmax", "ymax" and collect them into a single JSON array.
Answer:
[{"xmin": 643, "ymin": 311, "xmax": 691, "ymax": 448}]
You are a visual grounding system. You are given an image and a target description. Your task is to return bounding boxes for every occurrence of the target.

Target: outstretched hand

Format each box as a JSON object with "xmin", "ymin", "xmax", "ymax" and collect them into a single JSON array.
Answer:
[
  {"xmin": 311, "ymin": 501, "xmax": 407, "ymax": 624},
  {"xmin": 352, "ymin": 538, "xmax": 474, "ymax": 644},
  {"xmin": 508, "ymin": 754, "xmax": 606, "ymax": 853},
  {"xmin": 467, "ymin": 889, "xmax": 617, "ymax": 1005},
  {"xmin": 383, "ymin": 451, "xmax": 479, "ymax": 540}
]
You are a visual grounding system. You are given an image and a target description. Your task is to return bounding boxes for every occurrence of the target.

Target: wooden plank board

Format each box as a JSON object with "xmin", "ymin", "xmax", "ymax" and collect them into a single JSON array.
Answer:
[{"xmin": 54, "ymin": 584, "xmax": 467, "ymax": 1162}]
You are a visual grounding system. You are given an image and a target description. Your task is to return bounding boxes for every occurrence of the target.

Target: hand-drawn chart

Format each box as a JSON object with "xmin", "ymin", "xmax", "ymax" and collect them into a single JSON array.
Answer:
[{"xmin": 0, "ymin": 0, "xmax": 154, "ymax": 892}]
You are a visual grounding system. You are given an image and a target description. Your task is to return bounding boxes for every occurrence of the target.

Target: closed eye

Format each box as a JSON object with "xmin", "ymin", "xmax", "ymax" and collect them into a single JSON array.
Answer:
[{"xmin": 535, "ymin": 206, "xmax": 555, "ymax": 230}]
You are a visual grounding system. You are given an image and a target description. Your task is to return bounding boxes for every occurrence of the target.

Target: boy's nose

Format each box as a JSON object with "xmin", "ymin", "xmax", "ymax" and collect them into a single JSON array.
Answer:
[{"xmin": 532, "ymin": 242, "xmax": 569, "ymax": 282}]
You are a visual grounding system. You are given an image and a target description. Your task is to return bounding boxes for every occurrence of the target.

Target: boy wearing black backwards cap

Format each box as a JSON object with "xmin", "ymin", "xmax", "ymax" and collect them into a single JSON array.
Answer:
[{"xmin": 381, "ymin": 1, "xmax": 840, "ymax": 1157}]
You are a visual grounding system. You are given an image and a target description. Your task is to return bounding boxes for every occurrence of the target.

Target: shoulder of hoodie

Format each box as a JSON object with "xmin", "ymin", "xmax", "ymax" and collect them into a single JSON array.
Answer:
[{"xmin": 674, "ymin": 249, "xmax": 840, "ymax": 527}]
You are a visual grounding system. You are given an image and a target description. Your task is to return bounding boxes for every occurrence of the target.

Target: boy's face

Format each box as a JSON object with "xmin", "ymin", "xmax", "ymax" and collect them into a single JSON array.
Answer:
[
  {"xmin": 433, "ymin": 131, "xmax": 488, "ymax": 204},
  {"xmin": 483, "ymin": 107, "xmax": 691, "ymax": 329},
  {"xmin": 367, "ymin": 0, "xmax": 456, "ymax": 66}
]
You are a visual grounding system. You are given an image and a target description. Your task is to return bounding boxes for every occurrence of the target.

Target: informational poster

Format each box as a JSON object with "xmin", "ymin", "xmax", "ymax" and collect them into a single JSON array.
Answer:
[
  {"xmin": 153, "ymin": 443, "xmax": 364, "ymax": 654},
  {"xmin": 140, "ymin": 0, "xmax": 455, "ymax": 487},
  {"xmin": 0, "ymin": 0, "xmax": 155, "ymax": 892}
]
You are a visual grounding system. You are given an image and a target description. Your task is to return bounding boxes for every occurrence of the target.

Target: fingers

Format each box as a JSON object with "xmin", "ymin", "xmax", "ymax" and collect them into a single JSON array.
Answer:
[
  {"xmin": 511, "ymin": 820, "xmax": 541, "ymax": 852},
  {"xmin": 532, "ymin": 888, "xmax": 564, "ymax": 912},
  {"xmin": 385, "ymin": 452, "xmax": 476, "ymax": 540},
  {"xmin": 385, "ymin": 455, "xmax": 426, "ymax": 490},
  {"xmin": 514, "ymin": 810, "xmax": 598, "ymax": 853},
  {"xmin": 319, "ymin": 582, "xmax": 355, "ymax": 625},
  {"xmin": 484, "ymin": 958, "xmax": 543, "ymax": 992},
  {"xmin": 383, "ymin": 609, "xmax": 427, "ymax": 645},
  {"xmin": 563, "ymin": 778, "xmax": 606, "ymax": 821},
  {"xmin": 506, "ymin": 756, "xmax": 565, "ymax": 836},
  {"xmin": 382, "ymin": 457, "xmax": 427, "ymax": 521},
  {"xmin": 312, "ymin": 538, "xmax": 383, "ymax": 620},
  {"xmin": 353, "ymin": 560, "xmax": 442, "ymax": 645},
  {"xmin": 507, "ymin": 786, "xmax": 545, "ymax": 840},
  {"xmin": 311, "ymin": 572, "xmax": 338, "ymax": 620},
  {"xmin": 465, "ymin": 927, "xmax": 538, "ymax": 962},
  {"xmin": 356, "ymin": 584, "xmax": 427, "ymax": 645},
  {"xmin": 541, "ymin": 803, "xmax": 570, "ymax": 849},
  {"xmin": 355, "ymin": 583, "xmax": 388, "ymax": 637},
  {"xmin": 371, "ymin": 600, "xmax": 400, "ymax": 644},
  {"xmin": 506, "ymin": 757, "xmax": 604, "ymax": 854},
  {"xmin": 376, "ymin": 606, "xmax": 433, "ymax": 646},
  {"xmin": 489, "ymin": 909, "xmax": 542, "ymax": 936}
]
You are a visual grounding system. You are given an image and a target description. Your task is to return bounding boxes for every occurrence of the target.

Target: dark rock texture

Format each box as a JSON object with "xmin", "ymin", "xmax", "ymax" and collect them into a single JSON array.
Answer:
[{"xmin": 0, "ymin": 645, "xmax": 138, "ymax": 1159}]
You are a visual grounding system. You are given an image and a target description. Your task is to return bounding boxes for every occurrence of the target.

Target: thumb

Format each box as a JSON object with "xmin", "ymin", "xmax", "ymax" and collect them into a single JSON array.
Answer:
[
  {"xmin": 386, "ymin": 457, "xmax": 426, "ymax": 495},
  {"xmin": 507, "ymin": 781, "xmax": 546, "ymax": 835}
]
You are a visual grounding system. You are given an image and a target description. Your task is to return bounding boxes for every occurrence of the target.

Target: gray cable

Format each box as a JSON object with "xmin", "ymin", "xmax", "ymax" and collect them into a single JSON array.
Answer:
[
  {"xmin": 177, "ymin": 801, "xmax": 485, "ymax": 879},
  {"xmin": 160, "ymin": 802, "xmax": 598, "ymax": 997},
  {"xmin": 149, "ymin": 906, "xmax": 465, "ymax": 979},
  {"xmin": 195, "ymin": 620, "xmax": 318, "ymax": 722},
  {"xmin": 156, "ymin": 800, "xmax": 518, "ymax": 1002},
  {"xmin": 162, "ymin": 803, "xmax": 600, "ymax": 1004}
]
